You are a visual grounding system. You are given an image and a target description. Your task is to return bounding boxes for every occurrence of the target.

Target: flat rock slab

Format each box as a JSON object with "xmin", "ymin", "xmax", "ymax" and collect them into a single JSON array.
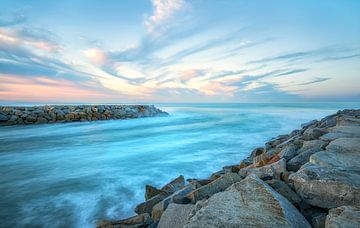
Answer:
[
  {"xmin": 158, "ymin": 203, "xmax": 194, "ymax": 228},
  {"xmin": 325, "ymin": 206, "xmax": 360, "ymax": 228},
  {"xmin": 184, "ymin": 174, "xmax": 311, "ymax": 228}
]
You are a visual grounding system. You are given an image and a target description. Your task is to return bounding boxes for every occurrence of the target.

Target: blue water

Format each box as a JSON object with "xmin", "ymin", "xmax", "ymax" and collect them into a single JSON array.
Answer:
[{"xmin": 0, "ymin": 103, "xmax": 359, "ymax": 227}]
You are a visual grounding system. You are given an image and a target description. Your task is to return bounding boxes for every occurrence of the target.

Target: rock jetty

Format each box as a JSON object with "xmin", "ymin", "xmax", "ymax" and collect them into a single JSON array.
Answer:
[
  {"xmin": 99, "ymin": 109, "xmax": 360, "ymax": 228},
  {"xmin": 0, "ymin": 105, "xmax": 168, "ymax": 126}
]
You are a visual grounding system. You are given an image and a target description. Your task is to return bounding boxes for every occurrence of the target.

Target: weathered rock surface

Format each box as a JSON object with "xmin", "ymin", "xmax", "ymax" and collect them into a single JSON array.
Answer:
[
  {"xmin": 157, "ymin": 203, "xmax": 194, "ymax": 228},
  {"xmin": 239, "ymin": 158, "xmax": 286, "ymax": 179},
  {"xmin": 187, "ymin": 173, "xmax": 242, "ymax": 203},
  {"xmin": 97, "ymin": 213, "xmax": 152, "ymax": 228},
  {"xmin": 184, "ymin": 175, "xmax": 311, "ymax": 228},
  {"xmin": 0, "ymin": 105, "xmax": 168, "ymax": 126},
  {"xmin": 266, "ymin": 179, "xmax": 301, "ymax": 205},
  {"xmin": 145, "ymin": 185, "xmax": 164, "ymax": 200},
  {"xmin": 325, "ymin": 206, "xmax": 360, "ymax": 228},
  {"xmin": 135, "ymin": 192, "xmax": 170, "ymax": 214}
]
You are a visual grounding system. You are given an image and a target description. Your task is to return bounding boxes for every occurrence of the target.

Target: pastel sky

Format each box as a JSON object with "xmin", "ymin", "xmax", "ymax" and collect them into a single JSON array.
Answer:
[{"xmin": 0, "ymin": 0, "xmax": 359, "ymax": 103}]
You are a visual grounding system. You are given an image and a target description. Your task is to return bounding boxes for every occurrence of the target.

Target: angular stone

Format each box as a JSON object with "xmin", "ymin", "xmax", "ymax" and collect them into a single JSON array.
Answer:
[
  {"xmin": 161, "ymin": 175, "xmax": 185, "ymax": 193},
  {"xmin": 325, "ymin": 206, "xmax": 360, "ymax": 228},
  {"xmin": 152, "ymin": 185, "xmax": 193, "ymax": 221},
  {"xmin": 97, "ymin": 213, "xmax": 152, "ymax": 228},
  {"xmin": 157, "ymin": 203, "xmax": 194, "ymax": 228},
  {"xmin": 266, "ymin": 179, "xmax": 301, "ymax": 205},
  {"xmin": 289, "ymin": 163, "xmax": 360, "ymax": 208},
  {"xmin": 280, "ymin": 144, "xmax": 298, "ymax": 161},
  {"xmin": 187, "ymin": 178, "xmax": 212, "ymax": 189},
  {"xmin": 184, "ymin": 174, "xmax": 311, "ymax": 228},
  {"xmin": 287, "ymin": 149, "xmax": 324, "ymax": 172},
  {"xmin": 239, "ymin": 158, "xmax": 286, "ymax": 180},
  {"xmin": 222, "ymin": 164, "xmax": 240, "ymax": 173},
  {"xmin": 0, "ymin": 113, "xmax": 8, "ymax": 121},
  {"xmin": 301, "ymin": 119, "xmax": 318, "ymax": 129},
  {"xmin": 187, "ymin": 173, "xmax": 242, "ymax": 203},
  {"xmin": 26, "ymin": 116, "xmax": 37, "ymax": 123},
  {"xmin": 303, "ymin": 128, "xmax": 327, "ymax": 140},
  {"xmin": 326, "ymin": 137, "xmax": 360, "ymax": 153},
  {"xmin": 135, "ymin": 192, "xmax": 170, "ymax": 214},
  {"xmin": 145, "ymin": 185, "xmax": 164, "ymax": 201},
  {"xmin": 250, "ymin": 147, "xmax": 265, "ymax": 158}
]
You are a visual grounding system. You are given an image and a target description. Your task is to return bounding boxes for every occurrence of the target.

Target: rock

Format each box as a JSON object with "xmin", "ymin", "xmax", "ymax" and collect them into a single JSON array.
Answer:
[
  {"xmin": 157, "ymin": 203, "xmax": 194, "ymax": 228},
  {"xmin": 301, "ymin": 119, "xmax": 318, "ymax": 129},
  {"xmin": 239, "ymin": 158, "xmax": 286, "ymax": 179},
  {"xmin": 187, "ymin": 179, "xmax": 212, "ymax": 189},
  {"xmin": 250, "ymin": 147, "xmax": 265, "ymax": 158},
  {"xmin": 0, "ymin": 113, "xmax": 8, "ymax": 121},
  {"xmin": 326, "ymin": 137, "xmax": 360, "ymax": 153},
  {"xmin": 265, "ymin": 134, "xmax": 289, "ymax": 150},
  {"xmin": 303, "ymin": 128, "xmax": 327, "ymax": 140},
  {"xmin": 280, "ymin": 144, "xmax": 299, "ymax": 161},
  {"xmin": 135, "ymin": 192, "xmax": 170, "ymax": 214},
  {"xmin": 161, "ymin": 175, "xmax": 185, "ymax": 193},
  {"xmin": 289, "ymin": 163, "xmax": 360, "ymax": 208},
  {"xmin": 187, "ymin": 173, "xmax": 242, "ymax": 203},
  {"xmin": 36, "ymin": 117, "xmax": 48, "ymax": 124},
  {"xmin": 209, "ymin": 170, "xmax": 226, "ymax": 180},
  {"xmin": 287, "ymin": 149, "xmax": 324, "ymax": 172},
  {"xmin": 26, "ymin": 116, "xmax": 37, "ymax": 123},
  {"xmin": 145, "ymin": 185, "xmax": 164, "ymax": 201},
  {"xmin": 266, "ymin": 179, "xmax": 301, "ymax": 205},
  {"xmin": 311, "ymin": 213, "xmax": 327, "ymax": 228},
  {"xmin": 325, "ymin": 206, "xmax": 360, "ymax": 228},
  {"xmin": 184, "ymin": 174, "xmax": 311, "ymax": 228},
  {"xmin": 222, "ymin": 164, "xmax": 240, "ymax": 173},
  {"xmin": 253, "ymin": 152, "xmax": 270, "ymax": 163},
  {"xmin": 152, "ymin": 185, "xmax": 193, "ymax": 221},
  {"xmin": 97, "ymin": 213, "xmax": 152, "ymax": 228}
]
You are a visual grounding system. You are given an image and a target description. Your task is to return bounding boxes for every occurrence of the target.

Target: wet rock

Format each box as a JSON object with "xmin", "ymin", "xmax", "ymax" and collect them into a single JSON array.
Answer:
[
  {"xmin": 0, "ymin": 113, "xmax": 8, "ymax": 121},
  {"xmin": 265, "ymin": 134, "xmax": 289, "ymax": 150},
  {"xmin": 222, "ymin": 164, "xmax": 240, "ymax": 173},
  {"xmin": 145, "ymin": 185, "xmax": 164, "ymax": 201},
  {"xmin": 157, "ymin": 203, "xmax": 194, "ymax": 228},
  {"xmin": 152, "ymin": 185, "xmax": 193, "ymax": 221},
  {"xmin": 325, "ymin": 206, "xmax": 360, "ymax": 228},
  {"xmin": 301, "ymin": 120, "xmax": 318, "ymax": 129},
  {"xmin": 161, "ymin": 175, "xmax": 185, "ymax": 193},
  {"xmin": 187, "ymin": 173, "xmax": 242, "ymax": 203},
  {"xmin": 135, "ymin": 192, "xmax": 170, "ymax": 214},
  {"xmin": 209, "ymin": 170, "xmax": 226, "ymax": 180},
  {"xmin": 184, "ymin": 174, "xmax": 311, "ymax": 228},
  {"xmin": 187, "ymin": 179, "xmax": 212, "ymax": 189},
  {"xmin": 280, "ymin": 144, "xmax": 299, "ymax": 161},
  {"xmin": 97, "ymin": 213, "xmax": 152, "ymax": 228}
]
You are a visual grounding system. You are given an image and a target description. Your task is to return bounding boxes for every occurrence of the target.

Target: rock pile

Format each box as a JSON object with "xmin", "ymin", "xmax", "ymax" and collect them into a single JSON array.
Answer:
[
  {"xmin": 98, "ymin": 109, "xmax": 360, "ymax": 228},
  {"xmin": 0, "ymin": 105, "xmax": 168, "ymax": 126}
]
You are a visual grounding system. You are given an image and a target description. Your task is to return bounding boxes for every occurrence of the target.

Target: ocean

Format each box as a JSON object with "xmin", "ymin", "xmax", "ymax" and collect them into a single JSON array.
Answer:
[{"xmin": 0, "ymin": 103, "xmax": 358, "ymax": 227}]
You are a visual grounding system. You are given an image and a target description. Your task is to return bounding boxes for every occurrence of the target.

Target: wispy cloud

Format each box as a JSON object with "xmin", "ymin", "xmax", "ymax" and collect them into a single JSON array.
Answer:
[
  {"xmin": 0, "ymin": 13, "xmax": 26, "ymax": 27},
  {"xmin": 145, "ymin": 0, "xmax": 187, "ymax": 34}
]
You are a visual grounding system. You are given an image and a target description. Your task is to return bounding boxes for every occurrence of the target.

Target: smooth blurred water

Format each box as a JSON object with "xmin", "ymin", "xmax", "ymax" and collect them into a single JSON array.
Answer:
[{"xmin": 0, "ymin": 103, "xmax": 359, "ymax": 228}]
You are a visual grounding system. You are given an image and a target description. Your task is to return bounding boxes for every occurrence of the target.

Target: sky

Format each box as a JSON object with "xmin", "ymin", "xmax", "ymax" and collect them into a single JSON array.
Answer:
[{"xmin": 0, "ymin": 0, "xmax": 359, "ymax": 103}]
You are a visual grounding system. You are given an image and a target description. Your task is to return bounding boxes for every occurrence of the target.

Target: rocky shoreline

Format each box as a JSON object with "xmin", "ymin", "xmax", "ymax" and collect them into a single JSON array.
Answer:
[
  {"xmin": 98, "ymin": 109, "xmax": 360, "ymax": 228},
  {"xmin": 0, "ymin": 105, "xmax": 168, "ymax": 126}
]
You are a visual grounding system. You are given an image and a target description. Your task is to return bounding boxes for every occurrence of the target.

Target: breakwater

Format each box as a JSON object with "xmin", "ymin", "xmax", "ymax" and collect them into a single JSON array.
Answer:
[
  {"xmin": 98, "ymin": 109, "xmax": 360, "ymax": 228},
  {"xmin": 0, "ymin": 105, "xmax": 168, "ymax": 126}
]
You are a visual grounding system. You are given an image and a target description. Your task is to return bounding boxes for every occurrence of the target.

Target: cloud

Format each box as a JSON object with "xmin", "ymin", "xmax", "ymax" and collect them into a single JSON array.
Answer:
[
  {"xmin": 295, "ymin": 77, "xmax": 331, "ymax": 86},
  {"xmin": 145, "ymin": 0, "xmax": 187, "ymax": 34},
  {"xmin": 0, "ymin": 13, "xmax": 26, "ymax": 27},
  {"xmin": 83, "ymin": 48, "xmax": 107, "ymax": 64}
]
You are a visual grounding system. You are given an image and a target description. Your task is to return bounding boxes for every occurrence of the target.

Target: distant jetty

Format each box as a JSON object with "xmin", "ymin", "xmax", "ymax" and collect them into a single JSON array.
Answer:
[
  {"xmin": 0, "ymin": 105, "xmax": 168, "ymax": 126},
  {"xmin": 98, "ymin": 109, "xmax": 360, "ymax": 228}
]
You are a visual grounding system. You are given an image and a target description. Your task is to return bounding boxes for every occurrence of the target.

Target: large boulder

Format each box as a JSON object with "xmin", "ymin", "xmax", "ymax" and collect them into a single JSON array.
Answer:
[
  {"xmin": 184, "ymin": 174, "xmax": 311, "ymax": 228},
  {"xmin": 325, "ymin": 206, "xmax": 360, "ymax": 228},
  {"xmin": 187, "ymin": 173, "xmax": 242, "ymax": 203},
  {"xmin": 157, "ymin": 203, "xmax": 194, "ymax": 228},
  {"xmin": 266, "ymin": 179, "xmax": 301, "ymax": 205},
  {"xmin": 145, "ymin": 185, "xmax": 164, "ymax": 200},
  {"xmin": 135, "ymin": 192, "xmax": 170, "ymax": 214},
  {"xmin": 290, "ymin": 163, "xmax": 360, "ymax": 209}
]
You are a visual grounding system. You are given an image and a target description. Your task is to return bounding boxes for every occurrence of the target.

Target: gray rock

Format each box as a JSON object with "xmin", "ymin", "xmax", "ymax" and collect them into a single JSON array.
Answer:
[
  {"xmin": 97, "ymin": 213, "xmax": 152, "ymax": 228},
  {"xmin": 152, "ymin": 185, "xmax": 193, "ymax": 221},
  {"xmin": 187, "ymin": 173, "xmax": 242, "ymax": 203},
  {"xmin": 250, "ymin": 147, "xmax": 265, "ymax": 158},
  {"xmin": 312, "ymin": 213, "xmax": 327, "ymax": 228},
  {"xmin": 289, "ymin": 163, "xmax": 360, "ymax": 208},
  {"xmin": 287, "ymin": 149, "xmax": 324, "ymax": 172},
  {"xmin": 303, "ymin": 128, "xmax": 327, "ymax": 140},
  {"xmin": 0, "ymin": 113, "xmax": 8, "ymax": 121},
  {"xmin": 301, "ymin": 119, "xmax": 318, "ymax": 129},
  {"xmin": 325, "ymin": 206, "xmax": 360, "ymax": 228},
  {"xmin": 184, "ymin": 174, "xmax": 311, "ymax": 228},
  {"xmin": 157, "ymin": 203, "xmax": 194, "ymax": 228},
  {"xmin": 280, "ymin": 144, "xmax": 299, "ymax": 161},
  {"xmin": 239, "ymin": 158, "xmax": 287, "ymax": 180},
  {"xmin": 135, "ymin": 192, "xmax": 170, "ymax": 214},
  {"xmin": 266, "ymin": 179, "xmax": 301, "ymax": 205}
]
